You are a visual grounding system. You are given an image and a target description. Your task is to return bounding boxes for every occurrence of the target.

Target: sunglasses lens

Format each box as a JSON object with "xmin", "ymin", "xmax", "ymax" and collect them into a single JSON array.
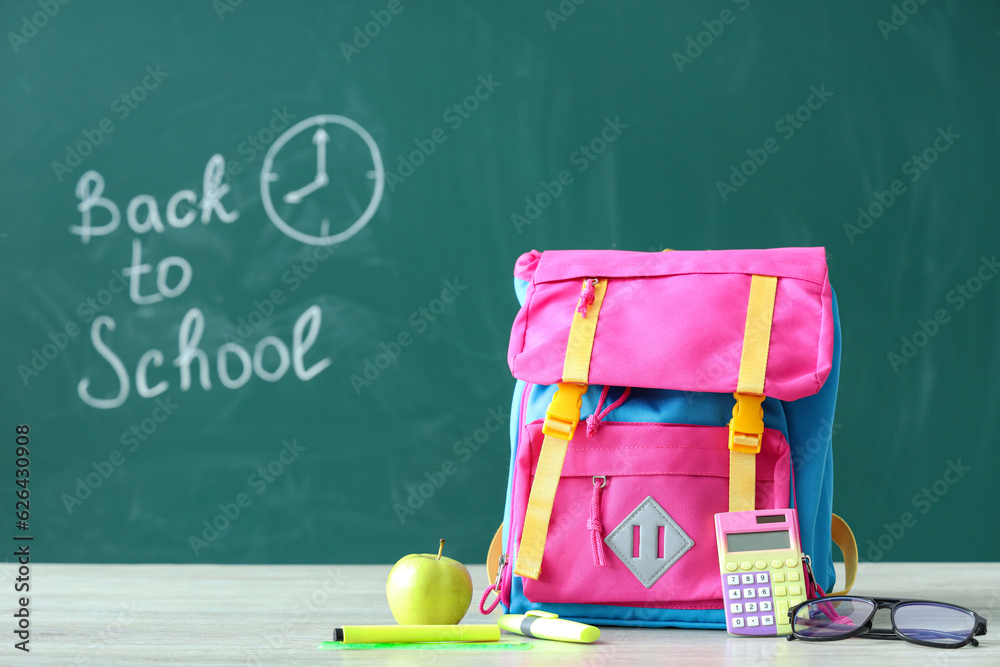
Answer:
[
  {"xmin": 894, "ymin": 603, "xmax": 975, "ymax": 646},
  {"xmin": 792, "ymin": 597, "xmax": 875, "ymax": 638}
]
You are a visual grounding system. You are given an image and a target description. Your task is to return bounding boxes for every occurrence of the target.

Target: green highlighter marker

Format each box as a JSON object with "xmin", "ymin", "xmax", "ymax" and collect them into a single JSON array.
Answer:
[
  {"xmin": 333, "ymin": 624, "xmax": 500, "ymax": 644},
  {"xmin": 498, "ymin": 610, "xmax": 601, "ymax": 643},
  {"xmin": 319, "ymin": 641, "xmax": 530, "ymax": 650}
]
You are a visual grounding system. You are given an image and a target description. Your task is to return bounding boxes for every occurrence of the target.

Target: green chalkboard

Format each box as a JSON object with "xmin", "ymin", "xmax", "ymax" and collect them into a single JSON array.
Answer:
[{"xmin": 1, "ymin": 0, "xmax": 998, "ymax": 566}]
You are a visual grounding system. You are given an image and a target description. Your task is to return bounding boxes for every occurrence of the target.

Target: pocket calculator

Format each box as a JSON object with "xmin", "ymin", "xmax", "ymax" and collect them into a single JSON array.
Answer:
[{"xmin": 714, "ymin": 509, "xmax": 807, "ymax": 636}]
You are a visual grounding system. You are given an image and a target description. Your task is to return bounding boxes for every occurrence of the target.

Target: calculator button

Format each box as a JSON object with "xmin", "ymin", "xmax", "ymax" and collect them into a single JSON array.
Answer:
[
  {"xmin": 741, "ymin": 574, "xmax": 755, "ymax": 585},
  {"xmin": 745, "ymin": 602, "xmax": 757, "ymax": 613},
  {"xmin": 730, "ymin": 603, "xmax": 743, "ymax": 614},
  {"xmin": 726, "ymin": 562, "xmax": 738, "ymax": 572},
  {"xmin": 743, "ymin": 588, "xmax": 756, "ymax": 599},
  {"xmin": 787, "ymin": 570, "xmax": 800, "ymax": 582},
  {"xmin": 740, "ymin": 561, "xmax": 753, "ymax": 571},
  {"xmin": 789, "ymin": 585, "xmax": 802, "ymax": 596},
  {"xmin": 772, "ymin": 572, "xmax": 785, "ymax": 582},
  {"xmin": 774, "ymin": 586, "xmax": 786, "ymax": 597},
  {"xmin": 727, "ymin": 574, "xmax": 740, "ymax": 586},
  {"xmin": 770, "ymin": 558, "xmax": 783, "ymax": 569},
  {"xmin": 776, "ymin": 601, "xmax": 789, "ymax": 617},
  {"xmin": 756, "ymin": 573, "xmax": 769, "ymax": 584},
  {"xmin": 759, "ymin": 601, "xmax": 773, "ymax": 612},
  {"xmin": 758, "ymin": 587, "xmax": 771, "ymax": 598},
  {"xmin": 762, "ymin": 615, "xmax": 774, "ymax": 626},
  {"xmin": 728, "ymin": 589, "xmax": 742, "ymax": 600},
  {"xmin": 754, "ymin": 560, "xmax": 767, "ymax": 570},
  {"xmin": 784, "ymin": 557, "xmax": 798, "ymax": 568},
  {"xmin": 732, "ymin": 617, "xmax": 745, "ymax": 629},
  {"xmin": 747, "ymin": 616, "xmax": 760, "ymax": 627}
]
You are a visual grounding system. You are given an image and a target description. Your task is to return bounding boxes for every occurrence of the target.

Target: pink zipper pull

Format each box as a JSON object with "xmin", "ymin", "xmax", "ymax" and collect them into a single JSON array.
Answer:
[
  {"xmin": 577, "ymin": 278, "xmax": 597, "ymax": 317},
  {"xmin": 479, "ymin": 553, "xmax": 506, "ymax": 614},
  {"xmin": 588, "ymin": 476, "xmax": 607, "ymax": 566},
  {"xmin": 802, "ymin": 554, "xmax": 854, "ymax": 626}
]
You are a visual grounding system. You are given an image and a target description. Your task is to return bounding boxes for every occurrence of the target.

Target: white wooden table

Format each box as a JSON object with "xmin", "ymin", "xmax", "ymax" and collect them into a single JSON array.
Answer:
[{"xmin": 1, "ymin": 562, "xmax": 996, "ymax": 665}]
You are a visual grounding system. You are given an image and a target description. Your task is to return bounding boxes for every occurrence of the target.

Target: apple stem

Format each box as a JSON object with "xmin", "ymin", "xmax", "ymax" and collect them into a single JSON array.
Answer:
[{"xmin": 437, "ymin": 539, "xmax": 445, "ymax": 560}]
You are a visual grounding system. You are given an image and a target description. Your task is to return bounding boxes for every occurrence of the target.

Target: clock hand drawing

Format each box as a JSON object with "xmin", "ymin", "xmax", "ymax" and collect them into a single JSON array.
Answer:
[
  {"xmin": 260, "ymin": 114, "xmax": 384, "ymax": 247},
  {"xmin": 283, "ymin": 127, "xmax": 330, "ymax": 204}
]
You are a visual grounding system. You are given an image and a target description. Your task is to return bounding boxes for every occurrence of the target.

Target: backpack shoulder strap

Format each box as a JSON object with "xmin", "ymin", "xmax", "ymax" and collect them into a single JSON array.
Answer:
[
  {"xmin": 828, "ymin": 513, "xmax": 858, "ymax": 595},
  {"xmin": 487, "ymin": 524, "xmax": 503, "ymax": 584}
]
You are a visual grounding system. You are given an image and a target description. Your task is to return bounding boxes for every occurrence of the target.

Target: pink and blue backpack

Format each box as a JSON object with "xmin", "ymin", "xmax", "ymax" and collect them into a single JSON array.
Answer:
[{"xmin": 481, "ymin": 248, "xmax": 857, "ymax": 628}]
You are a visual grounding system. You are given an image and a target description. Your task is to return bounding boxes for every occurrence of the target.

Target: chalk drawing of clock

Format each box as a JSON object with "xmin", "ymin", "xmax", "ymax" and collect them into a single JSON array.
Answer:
[{"xmin": 261, "ymin": 114, "xmax": 385, "ymax": 246}]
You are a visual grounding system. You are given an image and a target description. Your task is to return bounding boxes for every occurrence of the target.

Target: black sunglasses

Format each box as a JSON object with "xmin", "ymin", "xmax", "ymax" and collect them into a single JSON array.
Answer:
[{"xmin": 787, "ymin": 596, "xmax": 987, "ymax": 648}]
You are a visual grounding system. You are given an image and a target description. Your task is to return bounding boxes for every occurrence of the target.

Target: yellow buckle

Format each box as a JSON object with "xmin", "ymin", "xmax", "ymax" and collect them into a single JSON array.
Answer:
[
  {"xmin": 542, "ymin": 383, "xmax": 587, "ymax": 440},
  {"xmin": 728, "ymin": 392, "xmax": 765, "ymax": 454}
]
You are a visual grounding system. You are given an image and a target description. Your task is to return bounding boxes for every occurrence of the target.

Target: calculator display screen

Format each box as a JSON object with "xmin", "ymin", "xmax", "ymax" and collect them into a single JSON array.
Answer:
[{"xmin": 726, "ymin": 530, "xmax": 790, "ymax": 553}]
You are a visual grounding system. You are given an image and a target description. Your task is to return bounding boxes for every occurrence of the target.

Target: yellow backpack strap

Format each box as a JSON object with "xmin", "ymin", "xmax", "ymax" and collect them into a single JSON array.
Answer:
[
  {"xmin": 515, "ymin": 278, "xmax": 608, "ymax": 580},
  {"xmin": 486, "ymin": 524, "xmax": 503, "ymax": 585},
  {"xmin": 728, "ymin": 275, "xmax": 777, "ymax": 511},
  {"xmin": 829, "ymin": 513, "xmax": 858, "ymax": 595}
]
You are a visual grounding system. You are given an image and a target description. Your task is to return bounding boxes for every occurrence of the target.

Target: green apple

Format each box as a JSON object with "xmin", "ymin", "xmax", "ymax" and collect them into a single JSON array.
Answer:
[{"xmin": 386, "ymin": 539, "xmax": 473, "ymax": 625}]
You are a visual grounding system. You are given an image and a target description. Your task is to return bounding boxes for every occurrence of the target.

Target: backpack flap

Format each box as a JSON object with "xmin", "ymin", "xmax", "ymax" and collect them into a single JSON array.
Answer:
[
  {"xmin": 503, "ymin": 248, "xmax": 840, "ymax": 613},
  {"xmin": 509, "ymin": 247, "xmax": 834, "ymax": 401}
]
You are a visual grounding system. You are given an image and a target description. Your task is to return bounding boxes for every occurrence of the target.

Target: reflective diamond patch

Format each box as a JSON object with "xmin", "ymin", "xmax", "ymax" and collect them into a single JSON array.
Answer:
[{"xmin": 604, "ymin": 496, "xmax": 694, "ymax": 589}]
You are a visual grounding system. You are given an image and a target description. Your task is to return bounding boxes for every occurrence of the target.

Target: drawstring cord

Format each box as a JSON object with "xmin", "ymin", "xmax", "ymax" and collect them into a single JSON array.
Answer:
[
  {"xmin": 583, "ymin": 385, "xmax": 630, "ymax": 565},
  {"xmin": 586, "ymin": 386, "xmax": 631, "ymax": 437}
]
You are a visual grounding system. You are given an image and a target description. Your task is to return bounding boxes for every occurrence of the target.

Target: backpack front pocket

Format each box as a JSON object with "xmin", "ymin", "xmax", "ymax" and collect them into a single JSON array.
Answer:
[{"xmin": 512, "ymin": 421, "xmax": 792, "ymax": 609}]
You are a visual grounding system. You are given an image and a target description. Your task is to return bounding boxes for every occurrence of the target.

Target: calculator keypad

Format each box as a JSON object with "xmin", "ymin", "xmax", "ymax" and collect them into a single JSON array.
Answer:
[{"xmin": 722, "ymin": 559, "xmax": 807, "ymax": 636}]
